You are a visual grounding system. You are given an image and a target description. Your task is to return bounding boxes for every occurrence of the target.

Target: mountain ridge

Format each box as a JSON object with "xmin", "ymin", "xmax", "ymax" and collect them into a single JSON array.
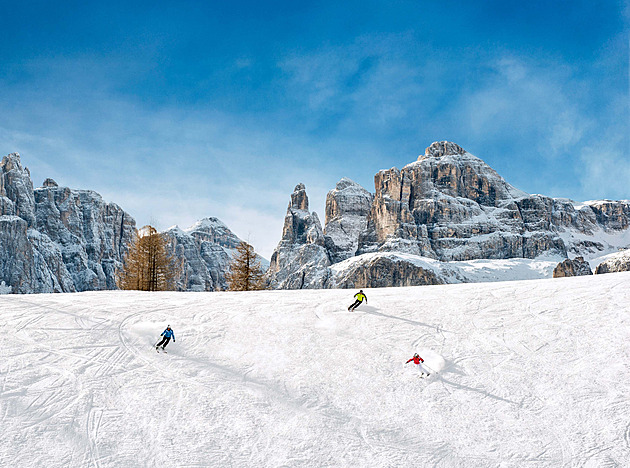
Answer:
[{"xmin": 266, "ymin": 141, "xmax": 630, "ymax": 288}]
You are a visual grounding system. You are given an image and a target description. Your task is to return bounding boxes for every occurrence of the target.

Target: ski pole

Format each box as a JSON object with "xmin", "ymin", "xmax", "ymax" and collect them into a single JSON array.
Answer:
[{"xmin": 423, "ymin": 363, "xmax": 437, "ymax": 374}]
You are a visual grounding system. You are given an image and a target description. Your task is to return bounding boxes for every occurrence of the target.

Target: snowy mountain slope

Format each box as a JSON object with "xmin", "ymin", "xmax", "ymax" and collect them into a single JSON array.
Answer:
[{"xmin": 2, "ymin": 273, "xmax": 630, "ymax": 467}]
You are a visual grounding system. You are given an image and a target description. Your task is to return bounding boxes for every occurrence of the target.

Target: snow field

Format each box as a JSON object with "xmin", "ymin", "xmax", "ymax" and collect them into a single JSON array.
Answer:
[{"xmin": 2, "ymin": 273, "xmax": 630, "ymax": 467}]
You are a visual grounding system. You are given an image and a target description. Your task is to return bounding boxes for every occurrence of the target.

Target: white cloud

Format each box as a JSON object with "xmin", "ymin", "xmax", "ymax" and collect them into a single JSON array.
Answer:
[
  {"xmin": 578, "ymin": 147, "xmax": 630, "ymax": 200},
  {"xmin": 460, "ymin": 56, "xmax": 590, "ymax": 159}
]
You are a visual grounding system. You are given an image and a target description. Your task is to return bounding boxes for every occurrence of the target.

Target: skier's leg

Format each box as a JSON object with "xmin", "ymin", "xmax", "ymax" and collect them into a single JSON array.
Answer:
[
  {"xmin": 156, "ymin": 337, "xmax": 166, "ymax": 348},
  {"xmin": 162, "ymin": 337, "xmax": 171, "ymax": 349}
]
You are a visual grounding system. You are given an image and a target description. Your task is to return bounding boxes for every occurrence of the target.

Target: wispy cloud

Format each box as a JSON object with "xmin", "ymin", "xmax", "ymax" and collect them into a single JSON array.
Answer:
[
  {"xmin": 459, "ymin": 56, "xmax": 590, "ymax": 158},
  {"xmin": 0, "ymin": 70, "xmax": 341, "ymax": 258}
]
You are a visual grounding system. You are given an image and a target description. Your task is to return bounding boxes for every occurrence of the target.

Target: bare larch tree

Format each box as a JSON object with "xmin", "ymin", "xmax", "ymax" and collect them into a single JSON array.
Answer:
[
  {"xmin": 225, "ymin": 241, "xmax": 265, "ymax": 291},
  {"xmin": 117, "ymin": 225, "xmax": 181, "ymax": 291}
]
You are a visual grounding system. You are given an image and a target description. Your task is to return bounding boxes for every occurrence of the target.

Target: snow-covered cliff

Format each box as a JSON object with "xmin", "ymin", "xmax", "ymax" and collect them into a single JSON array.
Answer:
[{"xmin": 0, "ymin": 153, "xmax": 136, "ymax": 293}]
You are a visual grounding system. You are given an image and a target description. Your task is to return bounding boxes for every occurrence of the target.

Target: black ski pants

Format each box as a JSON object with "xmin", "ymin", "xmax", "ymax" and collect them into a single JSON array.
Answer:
[
  {"xmin": 348, "ymin": 299, "xmax": 363, "ymax": 310},
  {"xmin": 156, "ymin": 336, "xmax": 171, "ymax": 349}
]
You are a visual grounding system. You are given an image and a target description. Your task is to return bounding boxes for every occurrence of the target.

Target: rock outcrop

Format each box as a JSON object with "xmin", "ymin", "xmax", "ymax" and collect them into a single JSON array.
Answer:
[
  {"xmin": 553, "ymin": 257, "xmax": 593, "ymax": 278},
  {"xmin": 1, "ymin": 153, "xmax": 37, "ymax": 227},
  {"xmin": 1, "ymin": 153, "xmax": 136, "ymax": 293},
  {"xmin": 594, "ymin": 250, "xmax": 630, "ymax": 274},
  {"xmin": 331, "ymin": 254, "xmax": 444, "ymax": 288},
  {"xmin": 266, "ymin": 184, "xmax": 331, "ymax": 289}
]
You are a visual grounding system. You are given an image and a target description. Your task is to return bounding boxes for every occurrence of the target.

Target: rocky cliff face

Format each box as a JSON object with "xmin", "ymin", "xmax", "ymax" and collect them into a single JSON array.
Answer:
[
  {"xmin": 553, "ymin": 257, "xmax": 593, "ymax": 278},
  {"xmin": 269, "ymin": 142, "xmax": 630, "ymax": 289},
  {"xmin": 331, "ymin": 254, "xmax": 444, "ymax": 288},
  {"xmin": 265, "ymin": 184, "xmax": 331, "ymax": 289},
  {"xmin": 0, "ymin": 153, "xmax": 136, "ymax": 293},
  {"xmin": 324, "ymin": 178, "xmax": 373, "ymax": 263},
  {"xmin": 357, "ymin": 141, "xmax": 573, "ymax": 261}
]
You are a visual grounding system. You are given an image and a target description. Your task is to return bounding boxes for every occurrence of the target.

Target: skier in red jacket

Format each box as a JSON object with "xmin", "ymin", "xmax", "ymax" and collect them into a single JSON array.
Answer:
[{"xmin": 406, "ymin": 353, "xmax": 430, "ymax": 377}]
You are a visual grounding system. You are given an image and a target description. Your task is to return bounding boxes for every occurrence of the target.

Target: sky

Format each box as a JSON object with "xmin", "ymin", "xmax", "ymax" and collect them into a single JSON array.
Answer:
[{"xmin": 1, "ymin": 0, "xmax": 629, "ymax": 259}]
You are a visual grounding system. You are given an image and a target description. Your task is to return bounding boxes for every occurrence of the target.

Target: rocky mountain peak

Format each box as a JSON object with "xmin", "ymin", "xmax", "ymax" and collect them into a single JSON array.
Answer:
[
  {"xmin": 290, "ymin": 183, "xmax": 309, "ymax": 211},
  {"xmin": 1, "ymin": 152, "xmax": 36, "ymax": 227},
  {"xmin": 184, "ymin": 217, "xmax": 241, "ymax": 250},
  {"xmin": 266, "ymin": 184, "xmax": 330, "ymax": 289},
  {"xmin": 186, "ymin": 217, "xmax": 228, "ymax": 233},
  {"xmin": 334, "ymin": 177, "xmax": 359, "ymax": 191},
  {"xmin": 1, "ymin": 152, "xmax": 136, "ymax": 293},
  {"xmin": 1, "ymin": 153, "xmax": 25, "ymax": 173},
  {"xmin": 420, "ymin": 141, "xmax": 466, "ymax": 160},
  {"xmin": 43, "ymin": 178, "xmax": 58, "ymax": 188}
]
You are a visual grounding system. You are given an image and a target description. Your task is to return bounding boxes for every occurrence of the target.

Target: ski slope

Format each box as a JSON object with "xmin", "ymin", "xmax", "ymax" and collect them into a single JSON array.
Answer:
[{"xmin": 2, "ymin": 273, "xmax": 630, "ymax": 467}]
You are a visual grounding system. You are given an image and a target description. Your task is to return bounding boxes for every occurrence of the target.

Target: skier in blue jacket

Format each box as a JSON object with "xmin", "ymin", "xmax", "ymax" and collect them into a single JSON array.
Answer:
[{"xmin": 156, "ymin": 325, "xmax": 175, "ymax": 351}]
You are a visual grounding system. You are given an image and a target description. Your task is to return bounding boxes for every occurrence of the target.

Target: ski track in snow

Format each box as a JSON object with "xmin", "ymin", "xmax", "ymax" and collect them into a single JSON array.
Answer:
[{"xmin": 1, "ymin": 274, "xmax": 630, "ymax": 467}]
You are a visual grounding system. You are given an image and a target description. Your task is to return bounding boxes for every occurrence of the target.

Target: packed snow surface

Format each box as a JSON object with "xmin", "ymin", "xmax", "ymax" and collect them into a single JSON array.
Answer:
[{"xmin": 2, "ymin": 273, "xmax": 630, "ymax": 467}]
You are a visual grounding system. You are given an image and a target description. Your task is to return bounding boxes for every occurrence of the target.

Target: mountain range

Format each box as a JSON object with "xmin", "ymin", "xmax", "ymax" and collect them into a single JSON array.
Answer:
[{"xmin": 2, "ymin": 142, "xmax": 629, "ymax": 293}]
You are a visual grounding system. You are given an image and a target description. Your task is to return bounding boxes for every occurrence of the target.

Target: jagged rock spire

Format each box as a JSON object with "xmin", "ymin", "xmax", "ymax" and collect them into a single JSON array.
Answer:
[
  {"xmin": 1, "ymin": 152, "xmax": 36, "ymax": 227},
  {"xmin": 266, "ymin": 184, "xmax": 331, "ymax": 289},
  {"xmin": 290, "ymin": 183, "xmax": 309, "ymax": 211}
]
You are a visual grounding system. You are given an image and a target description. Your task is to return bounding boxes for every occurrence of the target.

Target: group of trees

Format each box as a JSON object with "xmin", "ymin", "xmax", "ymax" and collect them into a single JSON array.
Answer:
[{"xmin": 116, "ymin": 225, "xmax": 265, "ymax": 292}]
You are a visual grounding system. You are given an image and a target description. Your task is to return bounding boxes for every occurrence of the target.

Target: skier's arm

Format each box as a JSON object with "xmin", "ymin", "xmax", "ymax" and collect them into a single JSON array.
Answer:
[
  {"xmin": 172, "ymin": 332, "xmax": 175, "ymax": 342},
  {"xmin": 405, "ymin": 358, "xmax": 413, "ymax": 364}
]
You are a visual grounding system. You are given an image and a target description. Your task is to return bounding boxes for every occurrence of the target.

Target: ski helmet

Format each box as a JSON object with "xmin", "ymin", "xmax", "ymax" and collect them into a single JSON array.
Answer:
[{"xmin": 414, "ymin": 353, "xmax": 419, "ymax": 357}]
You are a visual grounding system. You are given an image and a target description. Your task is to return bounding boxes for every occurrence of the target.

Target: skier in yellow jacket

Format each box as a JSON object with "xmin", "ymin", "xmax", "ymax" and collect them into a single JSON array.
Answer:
[{"xmin": 348, "ymin": 290, "xmax": 367, "ymax": 311}]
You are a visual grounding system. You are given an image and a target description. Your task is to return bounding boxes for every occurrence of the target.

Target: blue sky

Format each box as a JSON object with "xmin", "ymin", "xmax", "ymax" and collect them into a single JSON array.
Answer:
[{"xmin": 1, "ymin": 0, "xmax": 629, "ymax": 258}]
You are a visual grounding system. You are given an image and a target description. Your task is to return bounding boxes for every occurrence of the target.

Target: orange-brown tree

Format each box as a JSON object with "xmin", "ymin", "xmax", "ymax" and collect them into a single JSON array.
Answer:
[
  {"xmin": 225, "ymin": 241, "xmax": 265, "ymax": 291},
  {"xmin": 117, "ymin": 225, "xmax": 181, "ymax": 291}
]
